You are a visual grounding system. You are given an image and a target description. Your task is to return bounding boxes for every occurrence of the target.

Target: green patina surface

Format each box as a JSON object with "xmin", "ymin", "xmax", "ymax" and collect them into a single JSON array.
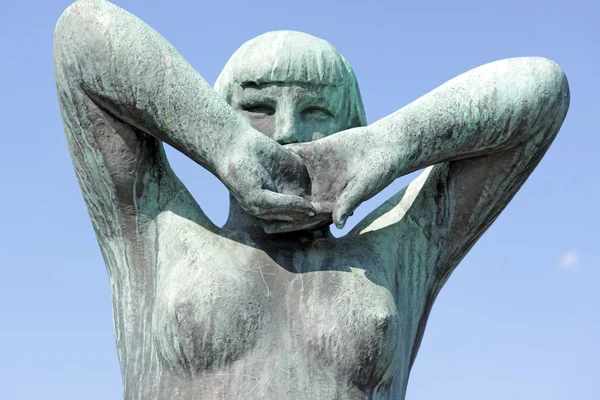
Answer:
[{"xmin": 54, "ymin": 1, "xmax": 569, "ymax": 399}]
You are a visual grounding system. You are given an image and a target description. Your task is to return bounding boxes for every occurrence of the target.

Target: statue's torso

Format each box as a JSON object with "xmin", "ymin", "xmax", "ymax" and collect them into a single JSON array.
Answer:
[{"xmin": 148, "ymin": 210, "xmax": 404, "ymax": 398}]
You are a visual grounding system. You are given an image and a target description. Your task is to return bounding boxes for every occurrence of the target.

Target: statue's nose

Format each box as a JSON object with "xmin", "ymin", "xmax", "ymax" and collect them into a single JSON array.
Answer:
[{"xmin": 274, "ymin": 113, "xmax": 300, "ymax": 144}]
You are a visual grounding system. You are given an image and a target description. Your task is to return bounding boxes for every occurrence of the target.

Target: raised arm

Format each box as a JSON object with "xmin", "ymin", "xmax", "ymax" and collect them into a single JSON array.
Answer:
[
  {"xmin": 55, "ymin": 0, "xmax": 253, "ymax": 174},
  {"xmin": 291, "ymin": 57, "xmax": 569, "ymax": 228},
  {"xmin": 349, "ymin": 57, "xmax": 570, "ymax": 247},
  {"xmin": 362, "ymin": 57, "xmax": 569, "ymax": 191},
  {"xmin": 55, "ymin": 0, "xmax": 314, "ymax": 221}
]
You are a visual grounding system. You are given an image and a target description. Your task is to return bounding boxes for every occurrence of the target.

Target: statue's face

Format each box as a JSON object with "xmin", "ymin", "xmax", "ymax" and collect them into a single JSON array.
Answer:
[{"xmin": 230, "ymin": 83, "xmax": 347, "ymax": 144}]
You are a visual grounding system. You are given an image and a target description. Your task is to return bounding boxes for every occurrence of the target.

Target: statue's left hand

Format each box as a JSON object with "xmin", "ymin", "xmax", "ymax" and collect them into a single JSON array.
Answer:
[{"xmin": 285, "ymin": 127, "xmax": 399, "ymax": 229}]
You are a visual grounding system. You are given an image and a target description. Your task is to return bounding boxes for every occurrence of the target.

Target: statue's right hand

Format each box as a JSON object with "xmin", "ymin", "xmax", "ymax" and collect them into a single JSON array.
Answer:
[{"xmin": 220, "ymin": 135, "xmax": 316, "ymax": 223}]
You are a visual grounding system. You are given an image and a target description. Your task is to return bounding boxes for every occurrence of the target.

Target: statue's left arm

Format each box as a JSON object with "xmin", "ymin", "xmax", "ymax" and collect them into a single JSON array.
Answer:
[
  {"xmin": 348, "ymin": 57, "xmax": 569, "ymax": 268},
  {"xmin": 294, "ymin": 56, "xmax": 569, "ymax": 270}
]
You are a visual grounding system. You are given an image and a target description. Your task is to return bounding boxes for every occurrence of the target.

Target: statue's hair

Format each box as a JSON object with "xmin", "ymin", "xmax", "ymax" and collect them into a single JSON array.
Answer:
[{"xmin": 214, "ymin": 31, "xmax": 367, "ymax": 130}]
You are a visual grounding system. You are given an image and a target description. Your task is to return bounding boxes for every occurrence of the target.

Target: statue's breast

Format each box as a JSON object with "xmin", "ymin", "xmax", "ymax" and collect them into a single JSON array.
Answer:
[
  {"xmin": 152, "ymin": 214, "xmax": 400, "ymax": 388},
  {"xmin": 152, "ymin": 215, "xmax": 273, "ymax": 374},
  {"xmin": 292, "ymin": 249, "xmax": 400, "ymax": 389}
]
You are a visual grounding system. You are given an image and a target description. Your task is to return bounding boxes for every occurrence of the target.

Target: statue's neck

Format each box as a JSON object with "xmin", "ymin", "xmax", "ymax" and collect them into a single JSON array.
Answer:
[{"xmin": 223, "ymin": 194, "xmax": 332, "ymax": 241}]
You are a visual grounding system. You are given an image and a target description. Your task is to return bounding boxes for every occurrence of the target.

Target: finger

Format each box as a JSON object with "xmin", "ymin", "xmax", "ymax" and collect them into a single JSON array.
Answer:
[
  {"xmin": 257, "ymin": 210, "xmax": 322, "ymax": 222},
  {"xmin": 248, "ymin": 191, "xmax": 316, "ymax": 218},
  {"xmin": 264, "ymin": 217, "xmax": 328, "ymax": 235},
  {"xmin": 254, "ymin": 213, "xmax": 294, "ymax": 222},
  {"xmin": 332, "ymin": 185, "xmax": 362, "ymax": 229}
]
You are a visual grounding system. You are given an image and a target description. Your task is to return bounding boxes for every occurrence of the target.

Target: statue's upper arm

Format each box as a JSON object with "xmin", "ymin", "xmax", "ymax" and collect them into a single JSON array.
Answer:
[
  {"xmin": 350, "ymin": 165, "xmax": 451, "ymax": 274},
  {"xmin": 351, "ymin": 144, "xmax": 532, "ymax": 280}
]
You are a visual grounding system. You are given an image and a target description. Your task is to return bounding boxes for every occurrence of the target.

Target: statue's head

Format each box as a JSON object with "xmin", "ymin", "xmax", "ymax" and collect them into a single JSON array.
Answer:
[{"xmin": 215, "ymin": 31, "xmax": 366, "ymax": 144}]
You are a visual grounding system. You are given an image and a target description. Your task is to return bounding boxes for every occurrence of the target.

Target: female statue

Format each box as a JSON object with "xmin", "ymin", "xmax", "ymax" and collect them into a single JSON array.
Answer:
[{"xmin": 54, "ymin": 0, "xmax": 570, "ymax": 398}]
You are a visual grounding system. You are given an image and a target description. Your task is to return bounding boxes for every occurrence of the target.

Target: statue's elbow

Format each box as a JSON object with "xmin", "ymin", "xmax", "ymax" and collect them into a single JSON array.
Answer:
[
  {"xmin": 528, "ymin": 57, "xmax": 570, "ymax": 116},
  {"xmin": 56, "ymin": 1, "xmax": 91, "ymax": 37},
  {"xmin": 502, "ymin": 57, "xmax": 570, "ymax": 130},
  {"xmin": 54, "ymin": 0, "xmax": 110, "ymax": 50},
  {"xmin": 54, "ymin": 0, "xmax": 115, "ymax": 82}
]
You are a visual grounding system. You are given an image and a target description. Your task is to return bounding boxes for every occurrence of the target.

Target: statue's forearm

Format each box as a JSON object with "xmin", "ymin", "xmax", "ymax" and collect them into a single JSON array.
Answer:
[
  {"xmin": 54, "ymin": 0, "xmax": 257, "ymax": 175},
  {"xmin": 369, "ymin": 57, "xmax": 570, "ymax": 176}
]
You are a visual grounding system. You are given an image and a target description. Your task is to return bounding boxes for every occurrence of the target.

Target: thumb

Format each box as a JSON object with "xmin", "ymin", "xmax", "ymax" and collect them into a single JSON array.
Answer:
[{"xmin": 332, "ymin": 183, "xmax": 361, "ymax": 229}]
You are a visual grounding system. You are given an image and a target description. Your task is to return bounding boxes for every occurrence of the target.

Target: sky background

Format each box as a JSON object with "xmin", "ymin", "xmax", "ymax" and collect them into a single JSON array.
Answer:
[{"xmin": 0, "ymin": 0, "xmax": 598, "ymax": 399}]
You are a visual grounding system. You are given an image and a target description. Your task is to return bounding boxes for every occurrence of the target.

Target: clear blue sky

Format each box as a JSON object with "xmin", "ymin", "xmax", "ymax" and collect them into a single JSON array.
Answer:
[{"xmin": 1, "ymin": 0, "xmax": 597, "ymax": 399}]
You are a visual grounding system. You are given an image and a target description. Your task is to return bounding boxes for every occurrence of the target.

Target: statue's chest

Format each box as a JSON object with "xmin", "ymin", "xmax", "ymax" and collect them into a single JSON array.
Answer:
[{"xmin": 152, "ymin": 224, "xmax": 400, "ymax": 387}]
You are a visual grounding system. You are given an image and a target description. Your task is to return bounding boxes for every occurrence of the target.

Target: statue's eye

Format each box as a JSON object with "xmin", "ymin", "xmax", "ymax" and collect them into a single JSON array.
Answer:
[
  {"xmin": 302, "ymin": 106, "xmax": 333, "ymax": 119},
  {"xmin": 241, "ymin": 103, "xmax": 275, "ymax": 116}
]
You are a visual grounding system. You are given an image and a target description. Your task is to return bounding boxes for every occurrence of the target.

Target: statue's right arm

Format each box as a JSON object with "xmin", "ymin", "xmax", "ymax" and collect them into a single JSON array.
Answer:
[
  {"xmin": 54, "ymin": 0, "xmax": 315, "ymax": 237},
  {"xmin": 54, "ymin": 2, "xmax": 319, "ymax": 383},
  {"xmin": 54, "ymin": 0, "xmax": 261, "ymax": 175}
]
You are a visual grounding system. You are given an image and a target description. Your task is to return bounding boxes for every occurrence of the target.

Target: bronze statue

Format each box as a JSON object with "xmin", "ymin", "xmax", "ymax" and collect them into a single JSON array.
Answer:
[{"xmin": 54, "ymin": 1, "xmax": 570, "ymax": 398}]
